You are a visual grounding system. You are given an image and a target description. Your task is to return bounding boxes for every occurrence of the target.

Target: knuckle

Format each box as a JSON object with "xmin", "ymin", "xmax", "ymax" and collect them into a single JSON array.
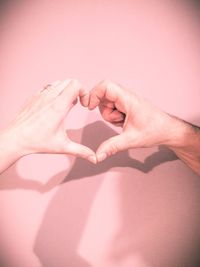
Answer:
[
  {"xmin": 101, "ymin": 79, "xmax": 114, "ymax": 88},
  {"xmin": 101, "ymin": 79, "xmax": 123, "ymax": 94},
  {"xmin": 70, "ymin": 79, "xmax": 81, "ymax": 88},
  {"xmin": 108, "ymin": 142, "xmax": 118, "ymax": 156}
]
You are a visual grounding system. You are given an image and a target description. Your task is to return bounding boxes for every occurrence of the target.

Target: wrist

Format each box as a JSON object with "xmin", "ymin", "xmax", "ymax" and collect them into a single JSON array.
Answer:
[
  {"xmin": 0, "ymin": 127, "xmax": 28, "ymax": 159},
  {"xmin": 162, "ymin": 114, "xmax": 198, "ymax": 149}
]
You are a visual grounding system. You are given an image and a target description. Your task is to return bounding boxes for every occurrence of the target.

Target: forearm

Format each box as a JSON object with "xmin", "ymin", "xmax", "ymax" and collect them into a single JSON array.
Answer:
[
  {"xmin": 0, "ymin": 128, "xmax": 26, "ymax": 174},
  {"xmin": 165, "ymin": 116, "xmax": 200, "ymax": 175}
]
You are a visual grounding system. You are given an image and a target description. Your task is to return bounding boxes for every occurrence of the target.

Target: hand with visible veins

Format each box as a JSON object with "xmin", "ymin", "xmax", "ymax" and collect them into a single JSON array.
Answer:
[
  {"xmin": 0, "ymin": 79, "xmax": 96, "ymax": 174},
  {"xmin": 1, "ymin": 78, "xmax": 200, "ymax": 176},
  {"xmin": 88, "ymin": 80, "xmax": 200, "ymax": 176}
]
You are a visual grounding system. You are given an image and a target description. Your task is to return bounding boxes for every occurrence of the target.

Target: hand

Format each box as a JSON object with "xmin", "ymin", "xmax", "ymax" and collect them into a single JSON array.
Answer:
[
  {"xmin": 88, "ymin": 80, "xmax": 177, "ymax": 162},
  {"xmin": 5, "ymin": 79, "xmax": 96, "ymax": 163}
]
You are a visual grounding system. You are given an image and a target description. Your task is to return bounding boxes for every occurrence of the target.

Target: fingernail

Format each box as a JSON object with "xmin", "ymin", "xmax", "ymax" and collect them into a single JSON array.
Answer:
[
  {"xmin": 88, "ymin": 155, "xmax": 97, "ymax": 164},
  {"xmin": 97, "ymin": 153, "xmax": 107, "ymax": 162}
]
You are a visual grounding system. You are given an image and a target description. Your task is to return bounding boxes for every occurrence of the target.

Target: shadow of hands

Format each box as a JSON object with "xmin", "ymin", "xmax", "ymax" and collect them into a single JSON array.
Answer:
[
  {"xmin": 63, "ymin": 121, "xmax": 178, "ymax": 183},
  {"xmin": 0, "ymin": 121, "xmax": 178, "ymax": 192}
]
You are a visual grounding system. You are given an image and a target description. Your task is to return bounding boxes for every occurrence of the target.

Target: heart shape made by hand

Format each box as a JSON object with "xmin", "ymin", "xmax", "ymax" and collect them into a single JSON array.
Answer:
[{"xmin": 69, "ymin": 80, "xmax": 128, "ymax": 164}]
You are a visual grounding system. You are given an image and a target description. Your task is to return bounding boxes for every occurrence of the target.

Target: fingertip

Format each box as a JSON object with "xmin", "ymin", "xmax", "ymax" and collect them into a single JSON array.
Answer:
[
  {"xmin": 87, "ymin": 155, "xmax": 97, "ymax": 164},
  {"xmin": 79, "ymin": 88, "xmax": 90, "ymax": 107},
  {"xmin": 61, "ymin": 79, "xmax": 72, "ymax": 88},
  {"xmin": 88, "ymin": 95, "xmax": 99, "ymax": 110},
  {"xmin": 68, "ymin": 79, "xmax": 82, "ymax": 90},
  {"xmin": 88, "ymin": 104, "xmax": 96, "ymax": 110},
  {"xmin": 96, "ymin": 152, "xmax": 107, "ymax": 163},
  {"xmin": 112, "ymin": 112, "xmax": 126, "ymax": 122},
  {"xmin": 67, "ymin": 141, "xmax": 97, "ymax": 163},
  {"xmin": 96, "ymin": 134, "xmax": 128, "ymax": 160}
]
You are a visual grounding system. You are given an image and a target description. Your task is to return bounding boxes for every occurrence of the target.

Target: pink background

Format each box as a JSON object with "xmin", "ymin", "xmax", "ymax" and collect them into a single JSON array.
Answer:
[{"xmin": 0, "ymin": 1, "xmax": 200, "ymax": 266}]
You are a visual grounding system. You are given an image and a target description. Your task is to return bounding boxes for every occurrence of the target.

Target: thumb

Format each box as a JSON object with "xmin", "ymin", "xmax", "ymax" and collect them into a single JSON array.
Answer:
[
  {"xmin": 96, "ymin": 133, "xmax": 131, "ymax": 162},
  {"xmin": 64, "ymin": 141, "xmax": 97, "ymax": 164}
]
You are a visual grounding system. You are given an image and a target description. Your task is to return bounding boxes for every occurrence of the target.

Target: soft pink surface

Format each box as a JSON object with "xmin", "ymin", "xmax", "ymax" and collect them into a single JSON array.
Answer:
[{"xmin": 0, "ymin": 1, "xmax": 200, "ymax": 267}]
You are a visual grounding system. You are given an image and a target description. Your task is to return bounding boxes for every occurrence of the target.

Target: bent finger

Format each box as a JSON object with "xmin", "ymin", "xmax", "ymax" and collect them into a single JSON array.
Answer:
[
  {"xmin": 79, "ymin": 88, "xmax": 90, "ymax": 107},
  {"xmin": 99, "ymin": 105, "xmax": 125, "ymax": 124},
  {"xmin": 88, "ymin": 80, "xmax": 126, "ymax": 111}
]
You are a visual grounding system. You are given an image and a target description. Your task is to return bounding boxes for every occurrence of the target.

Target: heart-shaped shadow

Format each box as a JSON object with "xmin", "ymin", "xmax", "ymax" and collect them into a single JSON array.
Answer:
[
  {"xmin": 0, "ymin": 120, "xmax": 177, "ymax": 192},
  {"xmin": 33, "ymin": 122, "xmax": 179, "ymax": 267},
  {"xmin": 63, "ymin": 120, "xmax": 178, "ymax": 183}
]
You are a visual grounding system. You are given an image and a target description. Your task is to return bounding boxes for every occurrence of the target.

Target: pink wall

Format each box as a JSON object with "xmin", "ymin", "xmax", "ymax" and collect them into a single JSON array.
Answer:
[{"xmin": 0, "ymin": 1, "xmax": 200, "ymax": 266}]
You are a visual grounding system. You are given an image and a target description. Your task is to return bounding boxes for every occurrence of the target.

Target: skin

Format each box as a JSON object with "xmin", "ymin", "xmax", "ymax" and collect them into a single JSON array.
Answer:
[
  {"xmin": 88, "ymin": 80, "xmax": 200, "ymax": 175},
  {"xmin": 0, "ymin": 78, "xmax": 199, "ymax": 176},
  {"xmin": 0, "ymin": 79, "xmax": 96, "ymax": 174}
]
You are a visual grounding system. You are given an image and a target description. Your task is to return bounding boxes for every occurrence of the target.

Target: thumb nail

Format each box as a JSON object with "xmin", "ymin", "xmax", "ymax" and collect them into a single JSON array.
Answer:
[{"xmin": 97, "ymin": 153, "xmax": 107, "ymax": 162}]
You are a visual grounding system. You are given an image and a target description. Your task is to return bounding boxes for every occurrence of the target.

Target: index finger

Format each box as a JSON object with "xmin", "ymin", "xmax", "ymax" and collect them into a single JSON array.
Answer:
[{"xmin": 51, "ymin": 79, "xmax": 82, "ymax": 113}]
